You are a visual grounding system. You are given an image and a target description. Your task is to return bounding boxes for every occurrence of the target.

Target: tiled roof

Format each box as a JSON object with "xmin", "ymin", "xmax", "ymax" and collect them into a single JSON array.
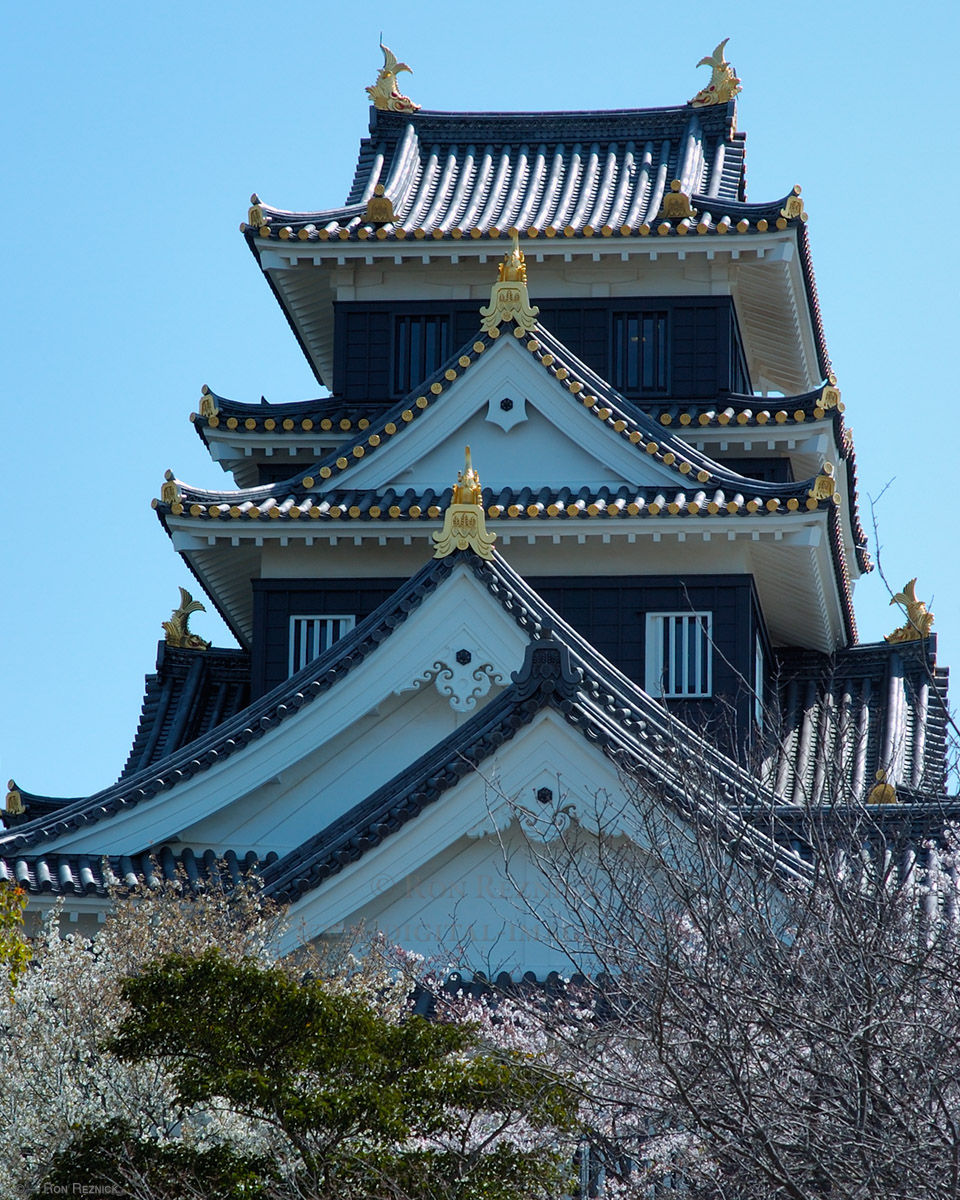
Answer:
[
  {"xmin": 193, "ymin": 383, "xmax": 840, "ymax": 439},
  {"xmin": 0, "ymin": 846, "xmax": 273, "ymax": 898},
  {"xmin": 165, "ymin": 323, "xmax": 836, "ymax": 513},
  {"xmin": 771, "ymin": 639, "xmax": 950, "ymax": 804},
  {"xmin": 0, "ymin": 553, "xmax": 478, "ymax": 850},
  {"xmin": 192, "ymin": 392, "xmax": 377, "ymax": 444},
  {"xmin": 748, "ymin": 801, "xmax": 960, "ymax": 893},
  {"xmin": 0, "ymin": 548, "xmax": 800, "ymax": 852},
  {"xmin": 120, "ymin": 644, "xmax": 251, "ymax": 781},
  {"xmin": 2, "ymin": 646, "xmax": 251, "ymax": 833},
  {"xmin": 258, "ymin": 639, "xmax": 810, "ymax": 904},
  {"xmin": 3, "ymin": 552, "xmax": 950, "ymax": 905},
  {"xmin": 245, "ymin": 104, "xmax": 751, "ymax": 241},
  {"xmin": 160, "ymin": 482, "xmax": 840, "ymax": 524},
  {"xmin": 3, "ymin": 543, "xmax": 918, "ymax": 864},
  {"xmin": 161, "ymin": 320, "xmax": 863, "ymax": 638}
]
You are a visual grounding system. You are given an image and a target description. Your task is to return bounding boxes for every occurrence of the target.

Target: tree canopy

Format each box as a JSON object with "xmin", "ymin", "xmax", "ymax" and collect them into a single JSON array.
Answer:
[{"xmin": 36, "ymin": 950, "xmax": 578, "ymax": 1200}]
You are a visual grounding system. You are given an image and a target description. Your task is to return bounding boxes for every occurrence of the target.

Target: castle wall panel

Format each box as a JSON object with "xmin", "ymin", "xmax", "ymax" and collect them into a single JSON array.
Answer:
[{"xmin": 333, "ymin": 297, "xmax": 750, "ymax": 403}]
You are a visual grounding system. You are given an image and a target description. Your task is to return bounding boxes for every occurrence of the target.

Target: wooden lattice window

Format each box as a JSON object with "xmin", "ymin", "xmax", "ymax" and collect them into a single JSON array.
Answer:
[
  {"xmin": 289, "ymin": 615, "xmax": 356, "ymax": 676},
  {"xmin": 645, "ymin": 612, "xmax": 713, "ymax": 699}
]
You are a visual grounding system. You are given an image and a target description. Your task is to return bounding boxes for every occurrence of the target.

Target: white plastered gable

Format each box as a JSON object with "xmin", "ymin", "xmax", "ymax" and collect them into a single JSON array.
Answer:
[
  {"xmin": 338, "ymin": 334, "xmax": 686, "ymax": 493},
  {"xmin": 40, "ymin": 565, "xmax": 530, "ymax": 858},
  {"xmin": 280, "ymin": 706, "xmax": 657, "ymax": 973}
]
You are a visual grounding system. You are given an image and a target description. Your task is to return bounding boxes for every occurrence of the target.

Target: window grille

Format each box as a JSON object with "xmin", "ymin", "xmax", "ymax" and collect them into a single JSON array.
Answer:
[
  {"xmin": 645, "ymin": 612, "xmax": 713, "ymax": 699},
  {"xmin": 612, "ymin": 311, "xmax": 668, "ymax": 393},
  {"xmin": 394, "ymin": 315, "xmax": 450, "ymax": 394},
  {"xmin": 288, "ymin": 615, "xmax": 355, "ymax": 676}
]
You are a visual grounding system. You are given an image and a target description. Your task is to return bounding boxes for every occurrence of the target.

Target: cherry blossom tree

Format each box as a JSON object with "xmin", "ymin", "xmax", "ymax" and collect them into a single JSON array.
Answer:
[{"xmin": 501, "ymin": 757, "xmax": 960, "ymax": 1200}]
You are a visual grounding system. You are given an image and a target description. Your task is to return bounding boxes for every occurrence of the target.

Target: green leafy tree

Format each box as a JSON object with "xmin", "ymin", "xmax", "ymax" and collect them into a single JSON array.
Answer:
[
  {"xmin": 0, "ymin": 881, "xmax": 29, "ymax": 996},
  {"xmin": 38, "ymin": 950, "xmax": 578, "ymax": 1200}
]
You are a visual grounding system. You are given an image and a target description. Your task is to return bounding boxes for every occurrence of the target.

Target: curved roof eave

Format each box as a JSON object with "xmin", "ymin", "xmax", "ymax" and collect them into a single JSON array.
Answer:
[
  {"xmin": 0, "ymin": 546, "xmax": 842, "ymax": 852},
  {"xmin": 166, "ymin": 318, "xmax": 835, "ymax": 510}
]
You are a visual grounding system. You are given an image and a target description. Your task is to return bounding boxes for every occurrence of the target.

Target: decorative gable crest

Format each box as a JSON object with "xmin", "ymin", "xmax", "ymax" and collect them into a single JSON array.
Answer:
[
  {"xmin": 432, "ymin": 447, "xmax": 497, "ymax": 561},
  {"xmin": 479, "ymin": 233, "xmax": 540, "ymax": 335}
]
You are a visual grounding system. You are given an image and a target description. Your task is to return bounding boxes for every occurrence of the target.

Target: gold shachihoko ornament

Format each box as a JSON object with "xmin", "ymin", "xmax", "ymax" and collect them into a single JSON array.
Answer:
[
  {"xmin": 886, "ymin": 579, "xmax": 935, "ymax": 644},
  {"xmin": 479, "ymin": 232, "xmax": 540, "ymax": 335},
  {"xmin": 365, "ymin": 42, "xmax": 419, "ymax": 113},
  {"xmin": 432, "ymin": 447, "xmax": 497, "ymax": 561},
  {"xmin": 163, "ymin": 587, "xmax": 211, "ymax": 650},
  {"xmin": 689, "ymin": 38, "xmax": 741, "ymax": 108}
]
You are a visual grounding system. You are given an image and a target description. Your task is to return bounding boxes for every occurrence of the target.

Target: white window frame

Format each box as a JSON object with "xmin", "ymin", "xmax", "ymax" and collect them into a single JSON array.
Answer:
[
  {"xmin": 288, "ymin": 614, "xmax": 355, "ymax": 676},
  {"xmin": 754, "ymin": 633, "xmax": 765, "ymax": 728},
  {"xmin": 645, "ymin": 611, "xmax": 713, "ymax": 699}
]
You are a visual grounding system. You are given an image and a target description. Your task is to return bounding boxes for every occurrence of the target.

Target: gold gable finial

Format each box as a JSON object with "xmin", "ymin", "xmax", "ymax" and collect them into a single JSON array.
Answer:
[
  {"xmin": 689, "ymin": 38, "xmax": 741, "ymax": 107},
  {"xmin": 198, "ymin": 385, "xmax": 218, "ymax": 418},
  {"xmin": 479, "ymin": 232, "xmax": 540, "ymax": 335},
  {"xmin": 365, "ymin": 41, "xmax": 420, "ymax": 113},
  {"xmin": 432, "ymin": 446, "xmax": 497, "ymax": 561},
  {"xmin": 886, "ymin": 578, "xmax": 935, "ymax": 644},
  {"xmin": 162, "ymin": 587, "xmax": 211, "ymax": 651}
]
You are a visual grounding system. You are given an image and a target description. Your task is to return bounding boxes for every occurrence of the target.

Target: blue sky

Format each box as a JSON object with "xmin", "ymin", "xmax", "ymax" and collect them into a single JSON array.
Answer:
[{"xmin": 4, "ymin": 2, "xmax": 958, "ymax": 796}]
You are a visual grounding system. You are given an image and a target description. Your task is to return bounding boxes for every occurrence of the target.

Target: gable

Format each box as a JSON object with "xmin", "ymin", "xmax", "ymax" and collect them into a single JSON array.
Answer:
[
  {"xmin": 34, "ymin": 565, "xmax": 530, "ymax": 857},
  {"xmin": 277, "ymin": 706, "xmax": 654, "ymax": 972},
  {"xmin": 331, "ymin": 335, "xmax": 690, "ymax": 494}
]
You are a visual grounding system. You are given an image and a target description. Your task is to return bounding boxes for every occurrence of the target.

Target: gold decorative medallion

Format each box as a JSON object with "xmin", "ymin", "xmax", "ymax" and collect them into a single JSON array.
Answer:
[
  {"xmin": 199, "ymin": 385, "xmax": 219, "ymax": 418},
  {"xmin": 780, "ymin": 186, "xmax": 806, "ymax": 220},
  {"xmin": 819, "ymin": 383, "xmax": 841, "ymax": 410},
  {"xmin": 162, "ymin": 587, "xmax": 211, "ymax": 650},
  {"xmin": 247, "ymin": 193, "xmax": 267, "ymax": 227},
  {"xmin": 689, "ymin": 38, "xmax": 742, "ymax": 107},
  {"xmin": 479, "ymin": 232, "xmax": 540, "ymax": 335},
  {"xmin": 886, "ymin": 578, "xmax": 935, "ymax": 643},
  {"xmin": 658, "ymin": 180, "xmax": 697, "ymax": 220},
  {"xmin": 366, "ymin": 42, "xmax": 420, "ymax": 113},
  {"xmin": 807, "ymin": 461, "xmax": 838, "ymax": 502},
  {"xmin": 160, "ymin": 469, "xmax": 182, "ymax": 505},
  {"xmin": 364, "ymin": 183, "xmax": 396, "ymax": 224},
  {"xmin": 432, "ymin": 447, "xmax": 497, "ymax": 561},
  {"xmin": 867, "ymin": 768, "xmax": 898, "ymax": 805},
  {"xmin": 4, "ymin": 783, "xmax": 24, "ymax": 816}
]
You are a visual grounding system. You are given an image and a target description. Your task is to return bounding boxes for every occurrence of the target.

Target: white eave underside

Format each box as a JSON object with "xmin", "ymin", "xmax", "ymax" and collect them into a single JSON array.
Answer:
[
  {"xmin": 169, "ymin": 513, "xmax": 846, "ymax": 653},
  {"xmin": 258, "ymin": 232, "xmax": 821, "ymax": 396}
]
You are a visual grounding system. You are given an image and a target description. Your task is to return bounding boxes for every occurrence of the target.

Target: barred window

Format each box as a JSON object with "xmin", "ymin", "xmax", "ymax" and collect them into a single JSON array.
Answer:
[
  {"xmin": 394, "ymin": 315, "xmax": 450, "ymax": 394},
  {"xmin": 289, "ymin": 615, "xmax": 355, "ymax": 676},
  {"xmin": 612, "ymin": 311, "xmax": 668, "ymax": 393},
  {"xmin": 645, "ymin": 612, "xmax": 713, "ymax": 699}
]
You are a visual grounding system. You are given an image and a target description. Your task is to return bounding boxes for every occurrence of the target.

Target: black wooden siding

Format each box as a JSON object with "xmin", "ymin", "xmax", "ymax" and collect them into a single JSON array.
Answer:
[
  {"xmin": 251, "ymin": 573, "xmax": 769, "ymax": 754},
  {"xmin": 333, "ymin": 297, "xmax": 751, "ymax": 402},
  {"xmin": 252, "ymin": 578, "xmax": 407, "ymax": 697},
  {"xmin": 532, "ymin": 574, "xmax": 766, "ymax": 753}
]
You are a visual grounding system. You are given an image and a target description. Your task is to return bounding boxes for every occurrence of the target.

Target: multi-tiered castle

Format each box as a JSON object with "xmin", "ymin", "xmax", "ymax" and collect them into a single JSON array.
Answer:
[{"xmin": 3, "ymin": 44, "xmax": 952, "ymax": 968}]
